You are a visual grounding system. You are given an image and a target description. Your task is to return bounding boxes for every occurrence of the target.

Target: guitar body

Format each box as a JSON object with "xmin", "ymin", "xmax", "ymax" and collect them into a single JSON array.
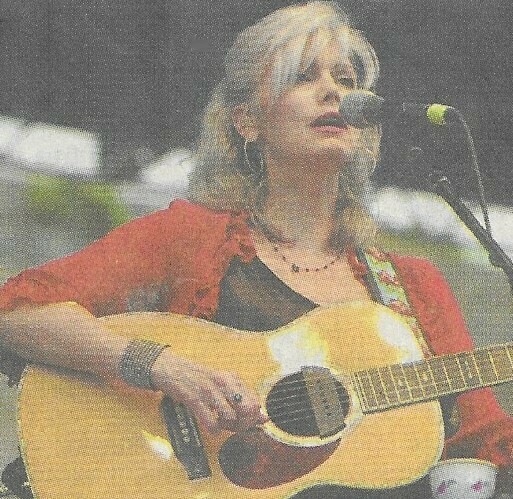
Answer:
[{"xmin": 18, "ymin": 302, "xmax": 443, "ymax": 498}]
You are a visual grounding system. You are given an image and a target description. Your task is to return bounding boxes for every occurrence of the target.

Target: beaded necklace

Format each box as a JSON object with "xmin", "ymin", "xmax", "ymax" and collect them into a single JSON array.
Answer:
[
  {"xmin": 251, "ymin": 212, "xmax": 341, "ymax": 273},
  {"xmin": 269, "ymin": 243, "xmax": 340, "ymax": 273}
]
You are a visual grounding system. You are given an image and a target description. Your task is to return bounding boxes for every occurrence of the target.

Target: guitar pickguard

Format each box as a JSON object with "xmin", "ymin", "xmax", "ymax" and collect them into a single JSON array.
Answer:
[{"xmin": 219, "ymin": 428, "xmax": 339, "ymax": 489}]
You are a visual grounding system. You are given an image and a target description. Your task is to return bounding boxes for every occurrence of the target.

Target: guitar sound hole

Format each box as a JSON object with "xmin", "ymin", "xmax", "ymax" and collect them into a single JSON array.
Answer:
[{"xmin": 265, "ymin": 371, "xmax": 349, "ymax": 437}]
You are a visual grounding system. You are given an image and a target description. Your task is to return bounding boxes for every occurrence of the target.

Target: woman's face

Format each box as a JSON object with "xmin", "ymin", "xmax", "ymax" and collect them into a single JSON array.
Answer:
[{"xmin": 257, "ymin": 40, "xmax": 361, "ymax": 168}]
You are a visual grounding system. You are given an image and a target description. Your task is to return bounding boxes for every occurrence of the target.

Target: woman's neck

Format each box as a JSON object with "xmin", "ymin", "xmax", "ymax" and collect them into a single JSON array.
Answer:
[{"xmin": 257, "ymin": 156, "xmax": 340, "ymax": 250}]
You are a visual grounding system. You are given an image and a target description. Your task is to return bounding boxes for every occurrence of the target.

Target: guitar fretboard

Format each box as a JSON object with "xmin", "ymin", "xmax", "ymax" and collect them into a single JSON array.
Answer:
[{"xmin": 352, "ymin": 343, "xmax": 513, "ymax": 413}]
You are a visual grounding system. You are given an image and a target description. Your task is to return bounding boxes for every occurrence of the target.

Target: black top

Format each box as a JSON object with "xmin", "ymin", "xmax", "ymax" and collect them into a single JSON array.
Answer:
[{"xmin": 214, "ymin": 256, "xmax": 316, "ymax": 331}]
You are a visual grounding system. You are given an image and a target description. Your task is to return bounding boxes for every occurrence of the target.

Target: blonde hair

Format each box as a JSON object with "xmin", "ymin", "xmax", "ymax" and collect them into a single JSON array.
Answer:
[{"xmin": 188, "ymin": 1, "xmax": 381, "ymax": 248}]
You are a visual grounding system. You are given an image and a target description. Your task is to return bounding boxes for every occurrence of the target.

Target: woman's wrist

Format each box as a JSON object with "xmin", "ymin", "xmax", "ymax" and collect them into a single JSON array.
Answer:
[{"xmin": 118, "ymin": 338, "xmax": 169, "ymax": 390}]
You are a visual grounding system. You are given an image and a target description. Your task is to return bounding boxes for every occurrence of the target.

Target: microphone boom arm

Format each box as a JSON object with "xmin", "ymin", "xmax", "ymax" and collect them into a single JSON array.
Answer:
[{"xmin": 429, "ymin": 169, "xmax": 513, "ymax": 294}]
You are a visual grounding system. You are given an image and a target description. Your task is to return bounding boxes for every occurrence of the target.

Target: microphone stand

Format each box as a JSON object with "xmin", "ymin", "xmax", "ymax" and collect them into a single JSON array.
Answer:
[{"xmin": 429, "ymin": 169, "xmax": 513, "ymax": 294}]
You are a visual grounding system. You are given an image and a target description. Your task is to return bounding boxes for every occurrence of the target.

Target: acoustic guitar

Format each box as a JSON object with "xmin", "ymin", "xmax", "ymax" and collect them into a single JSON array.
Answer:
[{"xmin": 17, "ymin": 301, "xmax": 512, "ymax": 498}]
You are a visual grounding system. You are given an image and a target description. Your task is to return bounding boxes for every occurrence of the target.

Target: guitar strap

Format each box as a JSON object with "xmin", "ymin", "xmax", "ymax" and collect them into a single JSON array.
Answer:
[
  {"xmin": 355, "ymin": 247, "xmax": 434, "ymax": 359},
  {"xmin": 356, "ymin": 248, "xmax": 464, "ymax": 439}
]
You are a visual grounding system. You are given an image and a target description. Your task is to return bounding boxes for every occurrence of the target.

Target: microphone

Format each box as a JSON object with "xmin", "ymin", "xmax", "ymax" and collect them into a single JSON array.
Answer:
[{"xmin": 339, "ymin": 90, "xmax": 459, "ymax": 128}]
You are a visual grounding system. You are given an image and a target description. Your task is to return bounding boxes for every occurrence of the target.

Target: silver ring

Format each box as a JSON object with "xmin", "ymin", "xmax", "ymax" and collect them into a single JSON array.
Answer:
[{"xmin": 231, "ymin": 393, "xmax": 243, "ymax": 404}]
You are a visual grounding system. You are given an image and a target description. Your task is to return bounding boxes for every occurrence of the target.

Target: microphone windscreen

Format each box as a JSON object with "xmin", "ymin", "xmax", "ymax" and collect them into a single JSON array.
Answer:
[{"xmin": 339, "ymin": 91, "xmax": 384, "ymax": 128}]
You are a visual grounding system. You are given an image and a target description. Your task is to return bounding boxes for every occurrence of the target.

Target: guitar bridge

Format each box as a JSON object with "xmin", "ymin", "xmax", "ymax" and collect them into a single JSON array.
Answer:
[{"xmin": 160, "ymin": 396, "xmax": 212, "ymax": 481}]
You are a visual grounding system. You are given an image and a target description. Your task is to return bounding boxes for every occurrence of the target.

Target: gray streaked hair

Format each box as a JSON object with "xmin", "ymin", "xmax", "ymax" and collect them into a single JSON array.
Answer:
[{"xmin": 188, "ymin": 1, "xmax": 381, "ymax": 248}]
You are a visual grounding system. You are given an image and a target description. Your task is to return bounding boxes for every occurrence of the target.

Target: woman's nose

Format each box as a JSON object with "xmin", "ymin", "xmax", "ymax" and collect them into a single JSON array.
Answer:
[{"xmin": 317, "ymin": 74, "xmax": 343, "ymax": 104}]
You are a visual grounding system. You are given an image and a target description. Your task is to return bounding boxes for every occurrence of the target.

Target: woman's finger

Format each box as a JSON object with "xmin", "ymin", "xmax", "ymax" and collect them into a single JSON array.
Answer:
[
  {"xmin": 188, "ymin": 399, "xmax": 220, "ymax": 433},
  {"xmin": 214, "ymin": 372, "xmax": 266, "ymax": 429}
]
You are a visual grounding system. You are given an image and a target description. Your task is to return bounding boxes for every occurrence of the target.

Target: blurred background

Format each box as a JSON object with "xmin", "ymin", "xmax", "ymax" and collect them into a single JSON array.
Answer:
[{"xmin": 0, "ymin": 0, "xmax": 513, "ymax": 495}]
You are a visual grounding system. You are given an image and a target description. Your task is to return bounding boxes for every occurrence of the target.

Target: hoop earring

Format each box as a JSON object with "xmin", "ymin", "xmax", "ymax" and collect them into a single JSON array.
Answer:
[
  {"xmin": 357, "ymin": 148, "xmax": 378, "ymax": 175},
  {"xmin": 366, "ymin": 149, "xmax": 378, "ymax": 174},
  {"xmin": 244, "ymin": 139, "xmax": 265, "ymax": 178}
]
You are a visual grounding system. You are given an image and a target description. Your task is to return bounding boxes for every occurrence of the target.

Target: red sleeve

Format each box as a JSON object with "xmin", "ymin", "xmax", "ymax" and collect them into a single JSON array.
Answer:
[
  {"xmin": 0, "ymin": 205, "xmax": 184, "ymax": 315},
  {"xmin": 0, "ymin": 197, "xmax": 257, "ymax": 316},
  {"xmin": 0, "ymin": 201, "xmax": 192, "ymax": 382},
  {"xmin": 391, "ymin": 254, "xmax": 513, "ymax": 466},
  {"xmin": 0, "ymin": 199, "xmax": 256, "ymax": 382}
]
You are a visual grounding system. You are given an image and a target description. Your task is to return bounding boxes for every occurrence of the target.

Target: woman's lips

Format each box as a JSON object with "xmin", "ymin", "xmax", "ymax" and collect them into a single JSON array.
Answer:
[{"xmin": 310, "ymin": 112, "xmax": 348, "ymax": 133}]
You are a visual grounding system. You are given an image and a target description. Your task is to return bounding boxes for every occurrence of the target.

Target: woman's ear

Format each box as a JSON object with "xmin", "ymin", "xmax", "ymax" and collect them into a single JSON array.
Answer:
[{"xmin": 232, "ymin": 104, "xmax": 259, "ymax": 142}]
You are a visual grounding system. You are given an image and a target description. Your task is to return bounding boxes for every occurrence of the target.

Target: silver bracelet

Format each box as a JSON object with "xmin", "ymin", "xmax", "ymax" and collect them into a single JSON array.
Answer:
[{"xmin": 119, "ymin": 339, "xmax": 168, "ymax": 390}]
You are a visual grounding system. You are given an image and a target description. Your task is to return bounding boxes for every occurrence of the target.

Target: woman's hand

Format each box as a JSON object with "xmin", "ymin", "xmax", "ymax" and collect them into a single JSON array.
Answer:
[{"xmin": 150, "ymin": 349, "xmax": 268, "ymax": 433}]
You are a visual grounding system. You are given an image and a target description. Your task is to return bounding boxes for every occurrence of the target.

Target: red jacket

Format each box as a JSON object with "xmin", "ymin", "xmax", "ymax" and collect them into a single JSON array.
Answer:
[{"xmin": 1, "ymin": 199, "xmax": 512, "ymax": 464}]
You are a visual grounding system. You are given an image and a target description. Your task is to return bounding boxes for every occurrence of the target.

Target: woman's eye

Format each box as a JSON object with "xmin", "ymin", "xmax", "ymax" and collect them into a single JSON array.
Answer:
[
  {"xmin": 337, "ymin": 76, "xmax": 356, "ymax": 88},
  {"xmin": 296, "ymin": 70, "xmax": 315, "ymax": 83}
]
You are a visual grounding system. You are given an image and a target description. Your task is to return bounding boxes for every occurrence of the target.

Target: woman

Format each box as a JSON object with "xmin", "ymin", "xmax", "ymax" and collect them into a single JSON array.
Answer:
[{"xmin": 1, "ymin": 2, "xmax": 512, "ymax": 498}]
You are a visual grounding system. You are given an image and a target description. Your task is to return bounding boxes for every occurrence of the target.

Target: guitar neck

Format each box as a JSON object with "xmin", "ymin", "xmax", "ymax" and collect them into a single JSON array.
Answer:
[{"xmin": 353, "ymin": 343, "xmax": 513, "ymax": 413}]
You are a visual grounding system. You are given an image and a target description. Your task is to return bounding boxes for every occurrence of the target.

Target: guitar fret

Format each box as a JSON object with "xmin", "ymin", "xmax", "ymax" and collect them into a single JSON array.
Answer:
[
  {"xmin": 352, "ymin": 372, "xmax": 365, "ymax": 409},
  {"xmin": 443, "ymin": 355, "xmax": 466, "ymax": 390},
  {"xmin": 470, "ymin": 352, "xmax": 483, "ymax": 385},
  {"xmin": 493, "ymin": 346, "xmax": 513, "ymax": 381},
  {"xmin": 356, "ymin": 371, "xmax": 378, "ymax": 410},
  {"xmin": 428, "ymin": 357, "xmax": 451, "ymax": 395},
  {"xmin": 426, "ymin": 362, "xmax": 438, "ymax": 394},
  {"xmin": 353, "ymin": 372, "xmax": 371, "ymax": 411},
  {"xmin": 390, "ymin": 364, "xmax": 412, "ymax": 403},
  {"xmin": 413, "ymin": 362, "xmax": 437, "ymax": 398},
  {"xmin": 425, "ymin": 360, "xmax": 436, "ymax": 392},
  {"xmin": 369, "ymin": 369, "xmax": 388, "ymax": 407},
  {"xmin": 412, "ymin": 364, "xmax": 426, "ymax": 399},
  {"xmin": 378, "ymin": 366, "xmax": 399, "ymax": 405},
  {"xmin": 506, "ymin": 345, "xmax": 513, "ymax": 372},
  {"xmin": 399, "ymin": 364, "xmax": 414, "ymax": 401},
  {"xmin": 456, "ymin": 354, "xmax": 469, "ymax": 388},
  {"xmin": 402, "ymin": 363, "xmax": 424, "ymax": 401},
  {"xmin": 488, "ymin": 350, "xmax": 499, "ymax": 380},
  {"xmin": 440, "ymin": 356, "xmax": 453, "ymax": 392},
  {"xmin": 441, "ymin": 358, "xmax": 452, "ymax": 391},
  {"xmin": 473, "ymin": 350, "xmax": 498, "ymax": 385},
  {"xmin": 455, "ymin": 352, "xmax": 474, "ymax": 389}
]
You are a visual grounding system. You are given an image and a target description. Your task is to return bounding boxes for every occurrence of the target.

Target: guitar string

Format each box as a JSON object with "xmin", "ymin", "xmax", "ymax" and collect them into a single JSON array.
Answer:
[
  {"xmin": 265, "ymin": 365, "xmax": 454, "ymax": 399},
  {"xmin": 263, "ymin": 345, "xmax": 511, "ymax": 392},
  {"xmin": 267, "ymin": 391, "xmax": 444, "ymax": 426},
  {"xmin": 270, "ymin": 405, "xmax": 323, "ymax": 421},
  {"xmin": 267, "ymin": 390, "xmax": 414, "ymax": 423},
  {"xmin": 265, "ymin": 376, "xmax": 474, "ymax": 413},
  {"xmin": 264, "ymin": 362, "xmax": 497, "ymax": 418},
  {"xmin": 264, "ymin": 381, "xmax": 503, "ymax": 428},
  {"xmin": 260, "ymin": 348, "xmax": 512, "ymax": 426},
  {"xmin": 257, "ymin": 352, "xmax": 512, "ymax": 429},
  {"xmin": 265, "ymin": 358, "xmax": 496, "ymax": 390},
  {"xmin": 266, "ymin": 386, "xmax": 436, "ymax": 407},
  {"xmin": 264, "ymin": 357, "xmax": 500, "ymax": 395},
  {"xmin": 266, "ymin": 375, "xmax": 507, "ymax": 429},
  {"xmin": 267, "ymin": 390, "xmax": 440, "ymax": 419},
  {"xmin": 267, "ymin": 398, "xmax": 308, "ymax": 413},
  {"xmin": 267, "ymin": 393, "xmax": 312, "ymax": 404}
]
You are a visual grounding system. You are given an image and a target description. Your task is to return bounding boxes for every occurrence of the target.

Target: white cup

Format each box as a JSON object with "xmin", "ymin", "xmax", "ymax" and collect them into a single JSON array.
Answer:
[{"xmin": 429, "ymin": 458, "xmax": 498, "ymax": 499}]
